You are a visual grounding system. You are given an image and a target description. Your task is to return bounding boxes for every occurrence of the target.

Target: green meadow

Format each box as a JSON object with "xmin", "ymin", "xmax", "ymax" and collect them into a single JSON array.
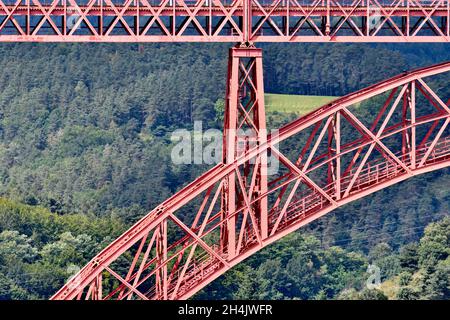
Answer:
[{"xmin": 265, "ymin": 93, "xmax": 336, "ymax": 115}]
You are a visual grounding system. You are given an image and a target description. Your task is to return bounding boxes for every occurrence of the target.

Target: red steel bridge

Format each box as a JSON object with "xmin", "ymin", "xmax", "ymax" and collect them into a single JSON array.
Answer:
[
  {"xmin": 1, "ymin": 0, "xmax": 447, "ymax": 301},
  {"xmin": 50, "ymin": 60, "xmax": 450, "ymax": 300},
  {"xmin": 0, "ymin": 0, "xmax": 448, "ymax": 42}
]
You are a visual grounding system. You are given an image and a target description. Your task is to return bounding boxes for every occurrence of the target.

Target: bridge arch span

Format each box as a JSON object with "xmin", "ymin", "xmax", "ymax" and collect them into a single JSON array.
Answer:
[{"xmin": 52, "ymin": 61, "xmax": 450, "ymax": 300}]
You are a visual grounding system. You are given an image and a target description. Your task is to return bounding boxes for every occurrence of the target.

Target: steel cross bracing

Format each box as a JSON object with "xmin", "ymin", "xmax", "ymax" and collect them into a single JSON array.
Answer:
[
  {"xmin": 51, "ymin": 50, "xmax": 450, "ymax": 300},
  {"xmin": 0, "ymin": 0, "xmax": 448, "ymax": 42}
]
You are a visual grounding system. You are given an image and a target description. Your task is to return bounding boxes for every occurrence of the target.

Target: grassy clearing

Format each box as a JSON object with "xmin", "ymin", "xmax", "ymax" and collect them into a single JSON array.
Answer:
[
  {"xmin": 265, "ymin": 93, "xmax": 336, "ymax": 115},
  {"xmin": 379, "ymin": 276, "xmax": 400, "ymax": 300}
]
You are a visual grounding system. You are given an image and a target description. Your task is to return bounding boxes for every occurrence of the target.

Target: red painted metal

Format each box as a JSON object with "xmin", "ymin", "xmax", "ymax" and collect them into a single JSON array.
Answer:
[
  {"xmin": 51, "ymin": 52, "xmax": 450, "ymax": 300},
  {"xmin": 222, "ymin": 47, "xmax": 268, "ymax": 260},
  {"xmin": 0, "ymin": 0, "xmax": 448, "ymax": 42}
]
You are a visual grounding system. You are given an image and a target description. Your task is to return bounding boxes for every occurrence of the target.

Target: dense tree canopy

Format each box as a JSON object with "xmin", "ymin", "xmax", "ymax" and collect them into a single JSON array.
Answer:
[{"xmin": 0, "ymin": 198, "xmax": 447, "ymax": 300}]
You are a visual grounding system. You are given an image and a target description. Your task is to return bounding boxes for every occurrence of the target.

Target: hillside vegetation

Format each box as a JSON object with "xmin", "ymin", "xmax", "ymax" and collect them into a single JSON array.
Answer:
[{"xmin": 0, "ymin": 197, "xmax": 447, "ymax": 300}]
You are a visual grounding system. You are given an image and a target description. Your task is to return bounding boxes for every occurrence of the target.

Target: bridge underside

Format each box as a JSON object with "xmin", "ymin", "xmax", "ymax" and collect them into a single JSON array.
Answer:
[
  {"xmin": 0, "ymin": 0, "xmax": 448, "ymax": 42},
  {"xmin": 51, "ymin": 45, "xmax": 450, "ymax": 299}
]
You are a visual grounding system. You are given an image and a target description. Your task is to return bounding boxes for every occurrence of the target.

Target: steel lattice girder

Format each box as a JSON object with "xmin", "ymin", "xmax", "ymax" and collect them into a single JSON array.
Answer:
[
  {"xmin": 0, "ymin": 0, "xmax": 448, "ymax": 42},
  {"xmin": 51, "ymin": 52, "xmax": 450, "ymax": 300}
]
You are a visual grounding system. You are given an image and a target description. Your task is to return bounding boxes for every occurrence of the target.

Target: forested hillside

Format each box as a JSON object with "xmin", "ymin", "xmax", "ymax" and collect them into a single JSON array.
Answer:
[
  {"xmin": 0, "ymin": 198, "xmax": 448, "ymax": 300},
  {"xmin": 198, "ymin": 216, "xmax": 450, "ymax": 300},
  {"xmin": 0, "ymin": 43, "xmax": 448, "ymax": 299},
  {"xmin": 0, "ymin": 198, "xmax": 125, "ymax": 299}
]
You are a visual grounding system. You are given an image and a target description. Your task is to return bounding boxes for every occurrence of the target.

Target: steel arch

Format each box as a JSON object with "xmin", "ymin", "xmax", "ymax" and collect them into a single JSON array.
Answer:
[{"xmin": 52, "ymin": 59, "xmax": 450, "ymax": 300}]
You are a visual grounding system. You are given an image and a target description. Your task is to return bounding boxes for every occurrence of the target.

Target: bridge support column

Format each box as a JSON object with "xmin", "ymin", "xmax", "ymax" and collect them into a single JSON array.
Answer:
[{"xmin": 221, "ymin": 46, "xmax": 268, "ymax": 260}]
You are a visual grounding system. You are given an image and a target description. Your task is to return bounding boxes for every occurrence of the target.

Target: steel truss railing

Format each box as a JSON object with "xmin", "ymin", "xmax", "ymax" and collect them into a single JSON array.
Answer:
[
  {"xmin": 0, "ymin": 0, "xmax": 448, "ymax": 42},
  {"xmin": 51, "ymin": 54, "xmax": 450, "ymax": 300}
]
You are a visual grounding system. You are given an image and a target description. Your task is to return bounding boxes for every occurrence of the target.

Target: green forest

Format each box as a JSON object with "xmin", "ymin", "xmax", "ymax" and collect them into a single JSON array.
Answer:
[
  {"xmin": 0, "ymin": 198, "xmax": 448, "ymax": 300},
  {"xmin": 0, "ymin": 43, "xmax": 448, "ymax": 300}
]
